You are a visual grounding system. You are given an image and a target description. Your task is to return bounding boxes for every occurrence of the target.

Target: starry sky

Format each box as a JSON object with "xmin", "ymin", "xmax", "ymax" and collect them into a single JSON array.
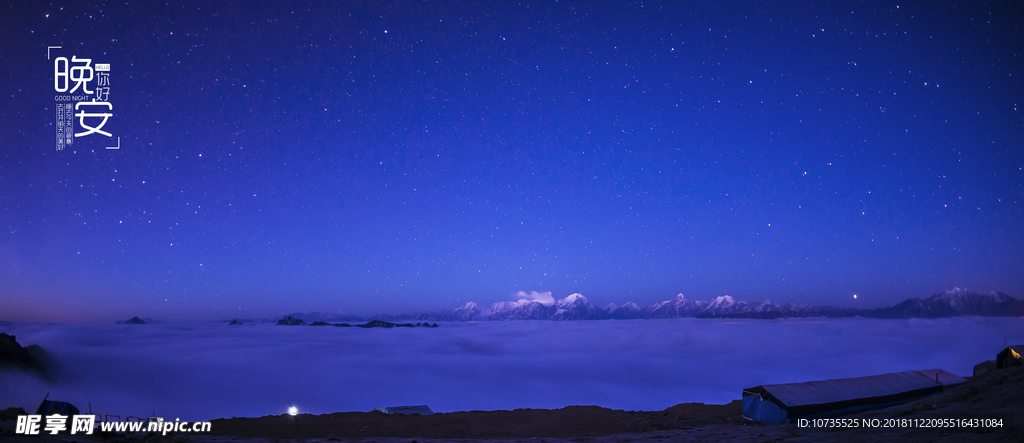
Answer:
[{"xmin": 1, "ymin": 0, "xmax": 1022, "ymax": 322}]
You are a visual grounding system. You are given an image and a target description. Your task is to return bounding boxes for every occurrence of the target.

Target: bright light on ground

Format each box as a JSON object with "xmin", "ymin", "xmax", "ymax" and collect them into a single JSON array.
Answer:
[{"xmin": 288, "ymin": 406, "xmax": 298, "ymax": 416}]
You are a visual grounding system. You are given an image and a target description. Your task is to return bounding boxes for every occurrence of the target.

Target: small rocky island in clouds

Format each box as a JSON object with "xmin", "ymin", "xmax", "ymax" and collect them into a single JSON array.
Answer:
[{"xmin": 273, "ymin": 316, "xmax": 438, "ymax": 328}]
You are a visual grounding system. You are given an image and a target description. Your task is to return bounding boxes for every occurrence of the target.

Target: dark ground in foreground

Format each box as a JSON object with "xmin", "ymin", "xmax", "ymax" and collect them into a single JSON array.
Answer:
[
  {"xmin": 2, "ymin": 365, "xmax": 1021, "ymax": 442},
  {"xmin": 207, "ymin": 401, "xmax": 745, "ymax": 439}
]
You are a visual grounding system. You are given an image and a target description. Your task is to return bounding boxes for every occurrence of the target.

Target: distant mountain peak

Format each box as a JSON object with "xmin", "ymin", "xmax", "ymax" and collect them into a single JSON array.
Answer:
[
  {"xmin": 706, "ymin": 295, "xmax": 735, "ymax": 308},
  {"xmin": 562, "ymin": 293, "xmax": 586, "ymax": 303},
  {"xmin": 556, "ymin": 293, "xmax": 589, "ymax": 308}
]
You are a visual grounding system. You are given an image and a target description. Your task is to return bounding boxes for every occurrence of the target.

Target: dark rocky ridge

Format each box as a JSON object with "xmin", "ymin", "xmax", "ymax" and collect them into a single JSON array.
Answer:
[
  {"xmin": 277, "ymin": 318, "xmax": 438, "ymax": 328},
  {"xmin": 0, "ymin": 333, "xmax": 45, "ymax": 375}
]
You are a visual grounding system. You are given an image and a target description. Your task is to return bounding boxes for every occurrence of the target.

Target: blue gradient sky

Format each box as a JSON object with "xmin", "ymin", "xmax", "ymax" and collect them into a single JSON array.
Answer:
[{"xmin": 1, "ymin": 0, "xmax": 1022, "ymax": 322}]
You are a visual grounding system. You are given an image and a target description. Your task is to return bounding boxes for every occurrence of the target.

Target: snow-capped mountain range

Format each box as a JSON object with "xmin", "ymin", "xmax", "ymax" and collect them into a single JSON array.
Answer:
[
  {"xmin": 861, "ymin": 287, "xmax": 1024, "ymax": 319},
  {"xmin": 286, "ymin": 287, "xmax": 1023, "ymax": 323}
]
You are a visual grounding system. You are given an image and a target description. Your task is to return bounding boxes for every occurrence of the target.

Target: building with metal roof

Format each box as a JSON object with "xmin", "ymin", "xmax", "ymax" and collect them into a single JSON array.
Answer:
[
  {"xmin": 373, "ymin": 405, "xmax": 434, "ymax": 416},
  {"xmin": 973, "ymin": 360, "xmax": 997, "ymax": 376},
  {"xmin": 742, "ymin": 369, "xmax": 966, "ymax": 424}
]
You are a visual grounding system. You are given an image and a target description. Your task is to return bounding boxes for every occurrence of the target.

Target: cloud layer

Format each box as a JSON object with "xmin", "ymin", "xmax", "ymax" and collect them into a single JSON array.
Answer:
[
  {"xmin": 515, "ymin": 290, "xmax": 555, "ymax": 305},
  {"xmin": 1, "ymin": 317, "xmax": 1021, "ymax": 422}
]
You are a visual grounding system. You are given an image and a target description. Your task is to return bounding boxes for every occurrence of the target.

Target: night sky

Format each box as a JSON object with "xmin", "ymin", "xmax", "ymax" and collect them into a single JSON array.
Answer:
[{"xmin": 1, "ymin": 0, "xmax": 1022, "ymax": 322}]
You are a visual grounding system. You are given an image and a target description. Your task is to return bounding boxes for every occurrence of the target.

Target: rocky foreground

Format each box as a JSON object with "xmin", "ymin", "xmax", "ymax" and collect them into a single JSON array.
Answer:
[
  {"xmin": 0, "ymin": 333, "xmax": 48, "ymax": 377},
  {"xmin": 2, "ymin": 365, "xmax": 1021, "ymax": 443}
]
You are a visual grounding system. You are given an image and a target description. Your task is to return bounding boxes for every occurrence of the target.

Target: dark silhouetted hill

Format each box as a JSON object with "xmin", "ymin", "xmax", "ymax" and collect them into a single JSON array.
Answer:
[{"xmin": 0, "ymin": 333, "xmax": 45, "ymax": 375}]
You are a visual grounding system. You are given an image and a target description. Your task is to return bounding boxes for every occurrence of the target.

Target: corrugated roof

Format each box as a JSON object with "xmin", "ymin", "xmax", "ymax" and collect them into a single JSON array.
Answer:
[{"xmin": 752, "ymin": 369, "xmax": 965, "ymax": 408}]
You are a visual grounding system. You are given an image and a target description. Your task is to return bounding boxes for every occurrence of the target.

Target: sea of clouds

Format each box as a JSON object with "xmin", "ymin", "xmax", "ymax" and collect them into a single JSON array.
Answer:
[{"xmin": 1, "ymin": 317, "xmax": 1022, "ymax": 421}]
